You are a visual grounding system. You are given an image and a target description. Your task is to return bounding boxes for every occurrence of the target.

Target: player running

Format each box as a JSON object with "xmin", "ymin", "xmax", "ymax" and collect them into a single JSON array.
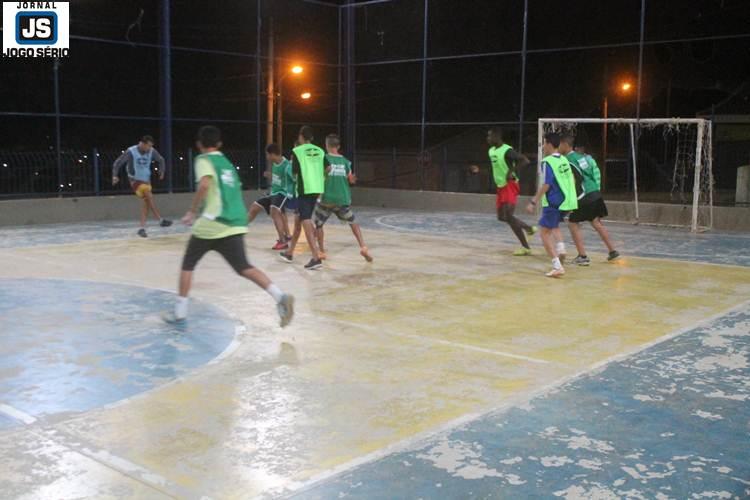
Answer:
[
  {"xmin": 470, "ymin": 127, "xmax": 537, "ymax": 255},
  {"xmin": 165, "ymin": 126, "xmax": 294, "ymax": 326},
  {"xmin": 526, "ymin": 132, "xmax": 578, "ymax": 278},
  {"xmin": 314, "ymin": 134, "xmax": 373, "ymax": 262},
  {"xmin": 559, "ymin": 136, "xmax": 620, "ymax": 265},
  {"xmin": 279, "ymin": 126, "xmax": 327, "ymax": 270},
  {"xmin": 247, "ymin": 144, "xmax": 296, "ymax": 250},
  {"xmin": 112, "ymin": 135, "xmax": 173, "ymax": 237}
]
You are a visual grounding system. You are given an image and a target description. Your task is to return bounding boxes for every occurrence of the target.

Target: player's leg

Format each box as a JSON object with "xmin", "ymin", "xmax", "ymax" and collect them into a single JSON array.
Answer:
[
  {"xmin": 282, "ymin": 196, "xmax": 321, "ymax": 268},
  {"xmin": 143, "ymin": 188, "xmax": 173, "ymax": 228},
  {"xmin": 552, "ymin": 222, "xmax": 567, "ymax": 264},
  {"xmin": 568, "ymin": 221, "xmax": 590, "ymax": 266},
  {"xmin": 216, "ymin": 234, "xmax": 295, "ymax": 327},
  {"xmin": 336, "ymin": 206, "xmax": 373, "ymax": 262},
  {"xmin": 314, "ymin": 204, "xmax": 332, "ymax": 259},
  {"xmin": 591, "ymin": 218, "xmax": 620, "ymax": 260},
  {"xmin": 248, "ymin": 196, "xmax": 271, "ymax": 223},
  {"xmin": 139, "ymin": 198, "xmax": 149, "ymax": 236},
  {"xmin": 539, "ymin": 208, "xmax": 565, "ymax": 277},
  {"xmin": 498, "ymin": 203, "xmax": 532, "ymax": 254},
  {"xmin": 166, "ymin": 236, "xmax": 212, "ymax": 322},
  {"xmin": 270, "ymin": 207, "xmax": 288, "ymax": 244}
]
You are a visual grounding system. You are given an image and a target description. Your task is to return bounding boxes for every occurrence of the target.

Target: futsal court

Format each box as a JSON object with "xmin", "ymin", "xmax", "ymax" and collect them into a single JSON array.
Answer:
[{"xmin": 1, "ymin": 208, "xmax": 748, "ymax": 499}]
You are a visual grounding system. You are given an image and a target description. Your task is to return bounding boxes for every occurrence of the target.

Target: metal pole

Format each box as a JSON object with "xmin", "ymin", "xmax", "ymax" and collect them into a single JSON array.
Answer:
[
  {"xmin": 691, "ymin": 120, "xmax": 705, "ymax": 233},
  {"xmin": 161, "ymin": 0, "xmax": 173, "ymax": 193},
  {"xmin": 337, "ymin": 8, "xmax": 342, "ymax": 136},
  {"xmin": 53, "ymin": 58, "xmax": 62, "ymax": 196},
  {"xmin": 277, "ymin": 88, "xmax": 283, "ymax": 149},
  {"xmin": 346, "ymin": 2, "xmax": 356, "ymax": 164},
  {"xmin": 633, "ymin": 0, "xmax": 646, "ymax": 200},
  {"xmin": 391, "ymin": 146, "xmax": 397, "ymax": 189},
  {"xmin": 442, "ymin": 146, "xmax": 448, "ymax": 191},
  {"xmin": 517, "ymin": 0, "xmax": 528, "ymax": 154},
  {"xmin": 266, "ymin": 16, "xmax": 274, "ymax": 148},
  {"xmin": 418, "ymin": 0, "xmax": 429, "ymax": 191},
  {"xmin": 257, "ymin": 0, "xmax": 263, "ymax": 189},
  {"xmin": 629, "ymin": 123, "xmax": 640, "ymax": 223},
  {"xmin": 93, "ymin": 148, "xmax": 100, "ymax": 195},
  {"xmin": 188, "ymin": 148, "xmax": 194, "ymax": 191},
  {"xmin": 602, "ymin": 95, "xmax": 608, "ymax": 191}
]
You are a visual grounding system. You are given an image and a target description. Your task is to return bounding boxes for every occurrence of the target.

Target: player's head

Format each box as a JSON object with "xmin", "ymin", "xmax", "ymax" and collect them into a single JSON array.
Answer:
[
  {"xmin": 487, "ymin": 127, "xmax": 503, "ymax": 146},
  {"xmin": 543, "ymin": 132, "xmax": 560, "ymax": 155},
  {"xmin": 559, "ymin": 134, "xmax": 575, "ymax": 154},
  {"xmin": 325, "ymin": 133, "xmax": 341, "ymax": 153},
  {"xmin": 138, "ymin": 135, "xmax": 154, "ymax": 153},
  {"xmin": 196, "ymin": 126, "xmax": 222, "ymax": 152},
  {"xmin": 265, "ymin": 143, "xmax": 282, "ymax": 163},
  {"xmin": 298, "ymin": 125, "xmax": 314, "ymax": 144}
]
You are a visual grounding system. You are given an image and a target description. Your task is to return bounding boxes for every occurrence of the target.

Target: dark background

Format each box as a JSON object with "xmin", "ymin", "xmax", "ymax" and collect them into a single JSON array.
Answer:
[{"xmin": 1, "ymin": 0, "xmax": 749, "ymax": 197}]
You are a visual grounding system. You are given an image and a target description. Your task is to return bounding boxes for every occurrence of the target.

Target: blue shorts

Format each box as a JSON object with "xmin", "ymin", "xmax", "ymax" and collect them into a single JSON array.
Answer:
[{"xmin": 539, "ymin": 207, "xmax": 564, "ymax": 229}]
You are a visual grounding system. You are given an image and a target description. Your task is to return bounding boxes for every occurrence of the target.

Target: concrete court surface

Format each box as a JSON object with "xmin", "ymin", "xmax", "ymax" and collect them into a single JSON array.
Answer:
[{"xmin": 0, "ymin": 208, "xmax": 749, "ymax": 499}]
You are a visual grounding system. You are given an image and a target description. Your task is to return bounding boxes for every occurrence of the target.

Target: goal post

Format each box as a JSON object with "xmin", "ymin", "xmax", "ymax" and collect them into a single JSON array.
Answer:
[{"xmin": 538, "ymin": 118, "xmax": 713, "ymax": 232}]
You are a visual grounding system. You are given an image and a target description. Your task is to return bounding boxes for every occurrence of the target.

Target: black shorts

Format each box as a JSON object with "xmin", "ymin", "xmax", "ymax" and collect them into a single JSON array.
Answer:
[
  {"xmin": 297, "ymin": 194, "xmax": 320, "ymax": 221},
  {"xmin": 181, "ymin": 234, "xmax": 253, "ymax": 274},
  {"xmin": 569, "ymin": 197, "xmax": 609, "ymax": 223},
  {"xmin": 315, "ymin": 204, "xmax": 355, "ymax": 227},
  {"xmin": 254, "ymin": 194, "xmax": 290, "ymax": 215}
]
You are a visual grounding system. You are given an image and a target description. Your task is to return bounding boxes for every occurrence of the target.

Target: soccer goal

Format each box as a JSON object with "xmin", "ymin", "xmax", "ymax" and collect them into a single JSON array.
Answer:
[{"xmin": 538, "ymin": 118, "xmax": 713, "ymax": 233}]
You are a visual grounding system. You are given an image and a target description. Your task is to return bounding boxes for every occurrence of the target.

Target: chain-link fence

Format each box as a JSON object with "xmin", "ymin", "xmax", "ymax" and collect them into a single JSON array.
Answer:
[{"xmin": 2, "ymin": 0, "xmax": 749, "ymax": 204}]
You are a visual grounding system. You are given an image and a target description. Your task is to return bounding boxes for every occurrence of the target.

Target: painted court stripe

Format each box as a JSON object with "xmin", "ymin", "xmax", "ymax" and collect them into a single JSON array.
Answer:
[
  {"xmin": 331, "ymin": 317, "xmax": 550, "ymax": 365},
  {"xmin": 279, "ymin": 298, "xmax": 750, "ymax": 498},
  {"xmin": 0, "ymin": 403, "xmax": 37, "ymax": 425}
]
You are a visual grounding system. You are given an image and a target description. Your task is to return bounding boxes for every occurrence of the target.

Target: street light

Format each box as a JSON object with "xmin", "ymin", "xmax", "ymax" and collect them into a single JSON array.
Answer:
[
  {"xmin": 602, "ymin": 78, "xmax": 635, "ymax": 189},
  {"xmin": 276, "ymin": 65, "xmax": 305, "ymax": 147},
  {"xmin": 300, "ymin": 92, "xmax": 312, "ymax": 100}
]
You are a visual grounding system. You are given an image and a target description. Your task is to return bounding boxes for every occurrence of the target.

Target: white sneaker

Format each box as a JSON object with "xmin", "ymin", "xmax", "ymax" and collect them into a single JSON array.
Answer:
[
  {"xmin": 162, "ymin": 312, "xmax": 186, "ymax": 324},
  {"xmin": 545, "ymin": 267, "xmax": 565, "ymax": 278},
  {"xmin": 277, "ymin": 294, "xmax": 295, "ymax": 328}
]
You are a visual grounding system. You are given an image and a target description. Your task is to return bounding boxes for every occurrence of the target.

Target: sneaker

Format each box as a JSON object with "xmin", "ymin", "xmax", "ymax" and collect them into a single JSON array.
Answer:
[
  {"xmin": 526, "ymin": 225, "xmax": 538, "ymax": 237},
  {"xmin": 137, "ymin": 228, "xmax": 147, "ymax": 238},
  {"xmin": 608, "ymin": 250, "xmax": 621, "ymax": 262},
  {"xmin": 162, "ymin": 312, "xmax": 186, "ymax": 324},
  {"xmin": 279, "ymin": 252, "xmax": 293, "ymax": 264},
  {"xmin": 272, "ymin": 240, "xmax": 289, "ymax": 251},
  {"xmin": 277, "ymin": 294, "xmax": 295, "ymax": 328},
  {"xmin": 360, "ymin": 246, "xmax": 374, "ymax": 262},
  {"xmin": 304, "ymin": 258, "xmax": 323, "ymax": 270},
  {"xmin": 159, "ymin": 219, "xmax": 173, "ymax": 228},
  {"xmin": 545, "ymin": 267, "xmax": 565, "ymax": 278},
  {"xmin": 573, "ymin": 255, "xmax": 591, "ymax": 266},
  {"xmin": 513, "ymin": 247, "xmax": 532, "ymax": 256}
]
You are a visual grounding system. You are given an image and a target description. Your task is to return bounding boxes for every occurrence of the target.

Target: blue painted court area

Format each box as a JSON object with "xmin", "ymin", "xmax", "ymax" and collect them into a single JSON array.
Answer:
[
  {"xmin": 294, "ymin": 308, "xmax": 750, "ymax": 499},
  {"xmin": 0, "ymin": 278, "xmax": 236, "ymax": 426}
]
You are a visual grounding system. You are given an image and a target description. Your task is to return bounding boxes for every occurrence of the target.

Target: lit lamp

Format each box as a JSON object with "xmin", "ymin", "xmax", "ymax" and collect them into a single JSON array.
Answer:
[
  {"xmin": 277, "ymin": 64, "xmax": 305, "ymax": 147},
  {"xmin": 300, "ymin": 92, "xmax": 312, "ymax": 100}
]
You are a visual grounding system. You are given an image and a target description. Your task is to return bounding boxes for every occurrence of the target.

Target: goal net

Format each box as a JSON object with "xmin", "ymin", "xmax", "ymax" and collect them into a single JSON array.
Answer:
[{"xmin": 538, "ymin": 118, "xmax": 713, "ymax": 232}]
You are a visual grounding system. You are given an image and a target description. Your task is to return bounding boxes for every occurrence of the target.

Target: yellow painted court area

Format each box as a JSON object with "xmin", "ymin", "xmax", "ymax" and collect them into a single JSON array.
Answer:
[{"xmin": 2, "ymin": 222, "xmax": 750, "ymax": 498}]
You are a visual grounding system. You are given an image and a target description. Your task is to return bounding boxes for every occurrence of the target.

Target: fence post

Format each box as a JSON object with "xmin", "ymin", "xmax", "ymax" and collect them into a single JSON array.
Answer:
[
  {"xmin": 442, "ymin": 146, "xmax": 448, "ymax": 192},
  {"xmin": 93, "ymin": 148, "xmax": 100, "ymax": 196},
  {"xmin": 391, "ymin": 147, "xmax": 397, "ymax": 189},
  {"xmin": 187, "ymin": 148, "xmax": 194, "ymax": 192}
]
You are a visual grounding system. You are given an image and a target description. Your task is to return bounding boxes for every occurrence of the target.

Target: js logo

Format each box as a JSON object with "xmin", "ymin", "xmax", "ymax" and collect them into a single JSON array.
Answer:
[{"xmin": 16, "ymin": 11, "xmax": 57, "ymax": 44}]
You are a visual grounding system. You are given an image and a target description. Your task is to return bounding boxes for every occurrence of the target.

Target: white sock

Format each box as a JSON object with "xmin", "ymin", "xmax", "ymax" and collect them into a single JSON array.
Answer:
[
  {"xmin": 266, "ymin": 284, "xmax": 284, "ymax": 303},
  {"xmin": 556, "ymin": 241, "xmax": 566, "ymax": 255},
  {"xmin": 175, "ymin": 296, "xmax": 189, "ymax": 319},
  {"xmin": 552, "ymin": 257, "xmax": 562, "ymax": 270}
]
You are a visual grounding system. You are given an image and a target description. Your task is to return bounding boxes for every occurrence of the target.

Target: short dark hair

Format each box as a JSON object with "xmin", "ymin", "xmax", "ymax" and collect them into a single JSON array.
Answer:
[
  {"xmin": 544, "ymin": 132, "xmax": 561, "ymax": 148},
  {"xmin": 299, "ymin": 125, "xmax": 314, "ymax": 141},
  {"xmin": 140, "ymin": 135, "xmax": 154, "ymax": 144},
  {"xmin": 489, "ymin": 127, "xmax": 503, "ymax": 140},
  {"xmin": 325, "ymin": 133, "xmax": 341, "ymax": 148},
  {"xmin": 197, "ymin": 126, "xmax": 222, "ymax": 148},
  {"xmin": 265, "ymin": 143, "xmax": 281, "ymax": 155},
  {"xmin": 560, "ymin": 134, "xmax": 575, "ymax": 146}
]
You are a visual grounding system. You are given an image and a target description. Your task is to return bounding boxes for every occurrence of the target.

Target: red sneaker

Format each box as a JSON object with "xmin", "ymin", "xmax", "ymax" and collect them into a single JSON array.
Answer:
[{"xmin": 272, "ymin": 240, "xmax": 289, "ymax": 251}]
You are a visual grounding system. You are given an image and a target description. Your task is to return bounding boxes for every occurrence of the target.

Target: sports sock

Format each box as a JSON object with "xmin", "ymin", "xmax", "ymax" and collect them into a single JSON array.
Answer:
[
  {"xmin": 556, "ymin": 241, "xmax": 566, "ymax": 254},
  {"xmin": 266, "ymin": 283, "xmax": 284, "ymax": 303},
  {"xmin": 552, "ymin": 257, "xmax": 562, "ymax": 270},
  {"xmin": 175, "ymin": 296, "xmax": 189, "ymax": 319}
]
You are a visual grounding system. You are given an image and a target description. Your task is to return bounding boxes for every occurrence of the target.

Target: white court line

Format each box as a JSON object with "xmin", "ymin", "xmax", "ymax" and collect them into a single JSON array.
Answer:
[
  {"xmin": 278, "ymin": 298, "xmax": 750, "ymax": 499},
  {"xmin": 0, "ymin": 403, "xmax": 37, "ymax": 425},
  {"xmin": 332, "ymin": 317, "xmax": 550, "ymax": 365}
]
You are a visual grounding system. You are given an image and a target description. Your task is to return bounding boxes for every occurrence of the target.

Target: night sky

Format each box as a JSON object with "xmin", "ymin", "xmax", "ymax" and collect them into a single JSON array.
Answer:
[{"xmin": 1, "ymin": 0, "xmax": 749, "ymax": 154}]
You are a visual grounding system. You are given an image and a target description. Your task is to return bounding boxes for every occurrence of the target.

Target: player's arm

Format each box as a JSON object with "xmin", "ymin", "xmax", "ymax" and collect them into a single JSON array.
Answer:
[
  {"xmin": 505, "ymin": 149, "xmax": 530, "ymax": 178},
  {"xmin": 589, "ymin": 156, "xmax": 602, "ymax": 190},
  {"xmin": 526, "ymin": 162, "xmax": 551, "ymax": 213},
  {"xmin": 347, "ymin": 163, "xmax": 357, "ymax": 185},
  {"xmin": 182, "ymin": 175, "xmax": 212, "ymax": 226},
  {"xmin": 152, "ymin": 149, "xmax": 167, "ymax": 181},
  {"xmin": 111, "ymin": 151, "xmax": 129, "ymax": 185}
]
